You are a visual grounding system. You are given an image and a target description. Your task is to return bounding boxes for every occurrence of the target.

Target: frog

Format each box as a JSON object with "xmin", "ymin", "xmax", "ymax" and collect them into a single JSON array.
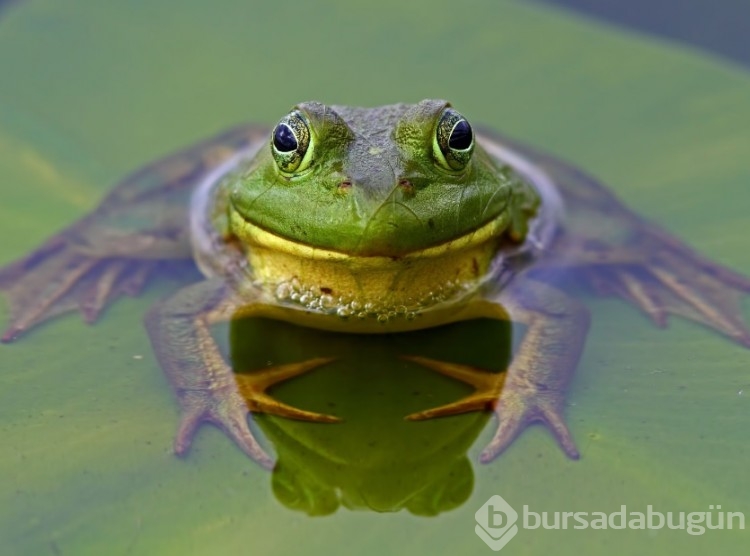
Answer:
[{"xmin": 1, "ymin": 100, "xmax": 749, "ymax": 470}]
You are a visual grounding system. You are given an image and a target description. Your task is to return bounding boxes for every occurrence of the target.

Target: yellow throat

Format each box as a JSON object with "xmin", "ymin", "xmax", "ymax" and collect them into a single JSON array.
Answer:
[{"xmin": 229, "ymin": 209, "xmax": 510, "ymax": 321}]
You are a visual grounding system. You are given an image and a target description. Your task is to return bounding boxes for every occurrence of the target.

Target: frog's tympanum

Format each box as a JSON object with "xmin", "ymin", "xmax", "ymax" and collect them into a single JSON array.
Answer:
[{"xmin": 2, "ymin": 101, "xmax": 749, "ymax": 471}]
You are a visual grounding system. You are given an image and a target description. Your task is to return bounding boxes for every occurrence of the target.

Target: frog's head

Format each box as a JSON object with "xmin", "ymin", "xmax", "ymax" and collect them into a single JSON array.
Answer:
[
  {"xmin": 230, "ymin": 99, "xmax": 518, "ymax": 255},
  {"xmin": 226, "ymin": 100, "xmax": 537, "ymax": 321}
]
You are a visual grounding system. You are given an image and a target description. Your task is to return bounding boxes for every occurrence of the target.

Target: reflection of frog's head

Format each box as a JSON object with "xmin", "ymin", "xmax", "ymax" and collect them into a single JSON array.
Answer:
[{"xmin": 230, "ymin": 317, "xmax": 510, "ymax": 516}]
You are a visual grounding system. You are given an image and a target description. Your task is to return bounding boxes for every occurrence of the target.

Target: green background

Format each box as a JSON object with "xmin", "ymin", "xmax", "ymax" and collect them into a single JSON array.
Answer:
[{"xmin": 0, "ymin": 0, "xmax": 748, "ymax": 554}]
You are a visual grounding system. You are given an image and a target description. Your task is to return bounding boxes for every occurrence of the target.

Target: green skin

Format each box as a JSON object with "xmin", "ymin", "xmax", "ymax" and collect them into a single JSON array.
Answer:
[
  {"xmin": 2, "ymin": 100, "xmax": 749, "ymax": 490},
  {"xmin": 223, "ymin": 100, "xmax": 536, "ymax": 256}
]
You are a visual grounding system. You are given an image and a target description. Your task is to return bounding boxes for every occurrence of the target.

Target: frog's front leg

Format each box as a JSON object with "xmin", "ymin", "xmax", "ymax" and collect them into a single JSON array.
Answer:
[
  {"xmin": 145, "ymin": 280, "xmax": 338, "ymax": 469},
  {"xmin": 407, "ymin": 280, "xmax": 589, "ymax": 463}
]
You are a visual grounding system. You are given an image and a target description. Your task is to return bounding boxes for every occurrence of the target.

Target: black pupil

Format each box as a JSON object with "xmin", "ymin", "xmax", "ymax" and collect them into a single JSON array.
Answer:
[
  {"xmin": 273, "ymin": 123, "xmax": 298, "ymax": 152},
  {"xmin": 448, "ymin": 120, "xmax": 472, "ymax": 150}
]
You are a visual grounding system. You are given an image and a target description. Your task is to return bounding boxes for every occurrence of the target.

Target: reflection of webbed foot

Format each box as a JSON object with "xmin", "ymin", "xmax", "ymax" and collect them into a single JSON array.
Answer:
[
  {"xmin": 174, "ymin": 357, "xmax": 338, "ymax": 469},
  {"xmin": 235, "ymin": 357, "xmax": 340, "ymax": 422},
  {"xmin": 404, "ymin": 355, "xmax": 578, "ymax": 462},
  {"xmin": 403, "ymin": 356, "xmax": 505, "ymax": 418}
]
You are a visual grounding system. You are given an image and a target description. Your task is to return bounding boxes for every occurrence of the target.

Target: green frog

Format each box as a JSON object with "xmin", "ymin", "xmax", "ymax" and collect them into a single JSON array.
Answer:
[{"xmin": 2, "ymin": 100, "xmax": 748, "ymax": 470}]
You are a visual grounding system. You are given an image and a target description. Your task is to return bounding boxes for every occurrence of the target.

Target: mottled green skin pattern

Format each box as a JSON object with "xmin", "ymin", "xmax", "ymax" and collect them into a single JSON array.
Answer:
[{"xmin": 227, "ymin": 100, "xmax": 539, "ymax": 256}]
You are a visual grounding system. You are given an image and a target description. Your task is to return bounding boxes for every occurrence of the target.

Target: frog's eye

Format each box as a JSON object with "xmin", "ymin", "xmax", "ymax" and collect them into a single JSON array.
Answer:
[
  {"xmin": 271, "ymin": 111, "xmax": 312, "ymax": 174},
  {"xmin": 434, "ymin": 108, "xmax": 474, "ymax": 171}
]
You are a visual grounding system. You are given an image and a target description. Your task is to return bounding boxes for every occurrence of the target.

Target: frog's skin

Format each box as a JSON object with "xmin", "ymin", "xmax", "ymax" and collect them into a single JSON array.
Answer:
[{"xmin": 2, "ymin": 100, "xmax": 749, "ymax": 470}]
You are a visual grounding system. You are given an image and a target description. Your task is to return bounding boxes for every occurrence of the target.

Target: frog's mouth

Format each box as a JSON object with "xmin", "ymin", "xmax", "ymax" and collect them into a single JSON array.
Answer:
[
  {"xmin": 230, "ymin": 207, "xmax": 510, "ymax": 263},
  {"xmin": 229, "ymin": 207, "xmax": 509, "ymax": 322}
]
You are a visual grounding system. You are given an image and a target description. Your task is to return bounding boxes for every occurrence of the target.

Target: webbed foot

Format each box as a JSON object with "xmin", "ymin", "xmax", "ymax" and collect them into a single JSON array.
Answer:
[
  {"xmin": 170, "ymin": 355, "xmax": 339, "ymax": 468},
  {"xmin": 172, "ymin": 357, "xmax": 338, "ymax": 470},
  {"xmin": 0, "ymin": 238, "xmax": 156, "ymax": 342},
  {"xmin": 145, "ymin": 280, "xmax": 341, "ymax": 468},
  {"xmin": 404, "ymin": 355, "xmax": 579, "ymax": 462},
  {"xmin": 174, "ymin": 381, "xmax": 275, "ymax": 469},
  {"xmin": 586, "ymin": 236, "xmax": 750, "ymax": 347}
]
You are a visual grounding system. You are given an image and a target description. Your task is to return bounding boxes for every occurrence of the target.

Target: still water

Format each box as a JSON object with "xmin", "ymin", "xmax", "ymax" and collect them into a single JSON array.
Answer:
[{"xmin": 0, "ymin": 1, "xmax": 749, "ymax": 555}]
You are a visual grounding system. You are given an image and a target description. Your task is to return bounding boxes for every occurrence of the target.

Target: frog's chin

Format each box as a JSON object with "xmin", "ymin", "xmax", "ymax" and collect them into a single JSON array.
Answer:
[{"xmin": 229, "ymin": 209, "xmax": 510, "ymax": 324}]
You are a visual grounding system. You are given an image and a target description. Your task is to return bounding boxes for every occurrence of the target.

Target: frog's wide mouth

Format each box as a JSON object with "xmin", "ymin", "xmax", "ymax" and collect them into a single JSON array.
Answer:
[{"xmin": 229, "ymin": 206, "xmax": 511, "ymax": 265}]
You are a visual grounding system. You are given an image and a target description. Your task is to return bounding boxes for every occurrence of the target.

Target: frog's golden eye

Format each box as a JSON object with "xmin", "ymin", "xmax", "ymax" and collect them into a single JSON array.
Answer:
[
  {"xmin": 434, "ymin": 108, "xmax": 474, "ymax": 171},
  {"xmin": 271, "ymin": 111, "xmax": 312, "ymax": 174}
]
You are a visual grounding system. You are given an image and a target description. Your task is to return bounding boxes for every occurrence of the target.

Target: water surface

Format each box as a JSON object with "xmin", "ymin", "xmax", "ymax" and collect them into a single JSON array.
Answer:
[{"xmin": 0, "ymin": 1, "xmax": 749, "ymax": 554}]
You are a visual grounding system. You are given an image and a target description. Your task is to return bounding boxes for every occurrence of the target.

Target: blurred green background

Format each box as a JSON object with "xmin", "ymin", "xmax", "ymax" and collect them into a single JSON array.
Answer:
[{"xmin": 0, "ymin": 1, "xmax": 748, "ymax": 554}]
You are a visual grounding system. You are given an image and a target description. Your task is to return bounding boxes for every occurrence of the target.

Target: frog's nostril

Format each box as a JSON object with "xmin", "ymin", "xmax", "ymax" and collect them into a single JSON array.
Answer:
[{"xmin": 398, "ymin": 179, "xmax": 414, "ymax": 195}]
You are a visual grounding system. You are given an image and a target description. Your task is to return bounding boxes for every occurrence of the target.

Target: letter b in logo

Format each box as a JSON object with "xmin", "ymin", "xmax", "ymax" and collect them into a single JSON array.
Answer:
[{"xmin": 475, "ymin": 494, "xmax": 519, "ymax": 551}]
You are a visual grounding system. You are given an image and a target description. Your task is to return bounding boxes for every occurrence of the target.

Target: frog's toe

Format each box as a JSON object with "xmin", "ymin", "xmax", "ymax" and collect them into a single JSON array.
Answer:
[
  {"xmin": 478, "ymin": 409, "xmax": 524, "ymax": 464},
  {"xmin": 402, "ymin": 355, "xmax": 575, "ymax": 458},
  {"xmin": 1, "ymin": 324, "xmax": 25, "ymax": 343},
  {"xmin": 1, "ymin": 238, "xmax": 159, "ymax": 340},
  {"xmin": 582, "ymin": 225, "xmax": 750, "ymax": 348},
  {"xmin": 173, "ymin": 406, "xmax": 203, "ymax": 456},
  {"xmin": 213, "ymin": 400, "xmax": 275, "ymax": 470},
  {"xmin": 117, "ymin": 262, "xmax": 156, "ymax": 297},
  {"xmin": 649, "ymin": 251, "xmax": 750, "ymax": 346},
  {"xmin": 402, "ymin": 355, "xmax": 506, "ymax": 386},
  {"xmin": 246, "ymin": 390, "xmax": 341, "ymax": 423},
  {"xmin": 175, "ymin": 358, "xmax": 339, "ymax": 469},
  {"xmin": 480, "ymin": 390, "xmax": 579, "ymax": 463},
  {"xmin": 173, "ymin": 386, "xmax": 274, "ymax": 470},
  {"xmin": 1, "ymin": 249, "xmax": 95, "ymax": 341},
  {"xmin": 402, "ymin": 355, "xmax": 505, "ymax": 420},
  {"xmin": 235, "ymin": 357, "xmax": 340, "ymax": 423},
  {"xmin": 77, "ymin": 260, "xmax": 131, "ymax": 323},
  {"xmin": 405, "ymin": 393, "xmax": 494, "ymax": 420},
  {"xmin": 74, "ymin": 259, "xmax": 157, "ymax": 324},
  {"xmin": 537, "ymin": 403, "xmax": 580, "ymax": 459}
]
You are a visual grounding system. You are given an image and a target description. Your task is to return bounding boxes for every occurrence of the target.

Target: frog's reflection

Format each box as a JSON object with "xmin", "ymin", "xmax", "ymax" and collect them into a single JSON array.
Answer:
[{"xmin": 229, "ymin": 317, "xmax": 511, "ymax": 516}]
